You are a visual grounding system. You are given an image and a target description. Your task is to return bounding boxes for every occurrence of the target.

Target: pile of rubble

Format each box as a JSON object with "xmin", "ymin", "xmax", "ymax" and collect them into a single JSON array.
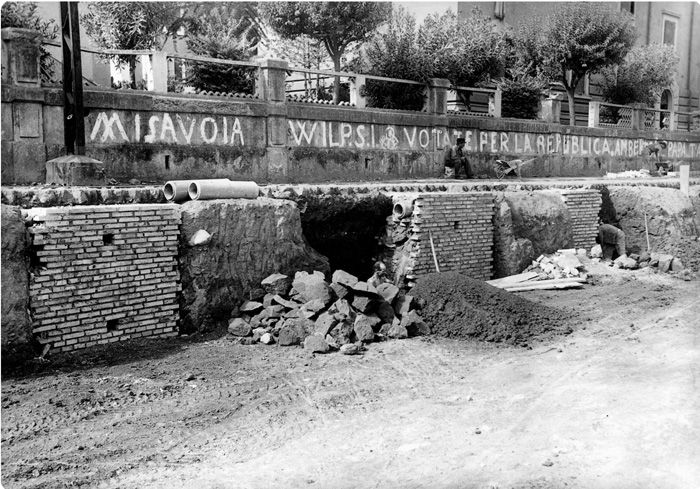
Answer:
[
  {"xmin": 228, "ymin": 270, "xmax": 428, "ymax": 354},
  {"xmin": 523, "ymin": 249, "xmax": 587, "ymax": 279},
  {"xmin": 604, "ymin": 169, "xmax": 651, "ymax": 179},
  {"xmin": 591, "ymin": 245, "xmax": 688, "ymax": 273}
]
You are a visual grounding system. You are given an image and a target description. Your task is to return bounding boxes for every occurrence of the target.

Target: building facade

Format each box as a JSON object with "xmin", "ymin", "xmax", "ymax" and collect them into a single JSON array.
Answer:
[{"xmin": 458, "ymin": 1, "xmax": 700, "ymax": 114}]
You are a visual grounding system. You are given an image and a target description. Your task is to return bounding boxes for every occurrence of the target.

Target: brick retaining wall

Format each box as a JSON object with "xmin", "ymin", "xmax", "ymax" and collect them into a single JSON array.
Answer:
[
  {"xmin": 24, "ymin": 204, "xmax": 181, "ymax": 352},
  {"xmin": 408, "ymin": 192, "xmax": 495, "ymax": 280},
  {"xmin": 558, "ymin": 190, "xmax": 603, "ymax": 250}
]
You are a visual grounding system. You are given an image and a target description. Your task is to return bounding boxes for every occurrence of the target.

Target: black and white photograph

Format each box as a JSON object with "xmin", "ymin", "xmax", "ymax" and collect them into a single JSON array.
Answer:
[{"xmin": 1, "ymin": 0, "xmax": 699, "ymax": 487}]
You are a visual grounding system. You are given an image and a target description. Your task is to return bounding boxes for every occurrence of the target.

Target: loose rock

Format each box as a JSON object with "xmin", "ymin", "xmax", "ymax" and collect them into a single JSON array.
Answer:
[
  {"xmin": 292, "ymin": 271, "xmax": 332, "ymax": 304},
  {"xmin": 228, "ymin": 318, "xmax": 251, "ymax": 337},
  {"xmin": 261, "ymin": 273, "xmax": 291, "ymax": 296},
  {"xmin": 332, "ymin": 269, "xmax": 359, "ymax": 288},
  {"xmin": 377, "ymin": 283, "xmax": 400, "ymax": 304},
  {"xmin": 304, "ymin": 334, "xmax": 330, "ymax": 353}
]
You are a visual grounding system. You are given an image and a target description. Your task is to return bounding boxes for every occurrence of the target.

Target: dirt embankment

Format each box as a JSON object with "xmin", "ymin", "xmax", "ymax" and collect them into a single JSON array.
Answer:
[{"xmin": 411, "ymin": 272, "xmax": 574, "ymax": 346}]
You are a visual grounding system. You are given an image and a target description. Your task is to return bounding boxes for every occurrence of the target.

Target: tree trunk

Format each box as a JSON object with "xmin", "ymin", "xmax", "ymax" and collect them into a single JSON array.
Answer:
[
  {"xmin": 566, "ymin": 86, "xmax": 577, "ymax": 126},
  {"xmin": 332, "ymin": 55, "xmax": 341, "ymax": 105}
]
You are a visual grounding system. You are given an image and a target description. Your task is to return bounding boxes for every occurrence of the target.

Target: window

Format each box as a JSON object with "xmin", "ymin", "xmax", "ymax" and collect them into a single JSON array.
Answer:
[{"xmin": 662, "ymin": 14, "xmax": 679, "ymax": 48}]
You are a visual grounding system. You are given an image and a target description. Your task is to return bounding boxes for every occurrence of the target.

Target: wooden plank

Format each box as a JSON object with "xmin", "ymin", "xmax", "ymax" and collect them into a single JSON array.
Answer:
[
  {"xmin": 505, "ymin": 281, "xmax": 585, "ymax": 292},
  {"xmin": 486, "ymin": 272, "xmax": 539, "ymax": 287},
  {"xmin": 501, "ymin": 277, "xmax": 586, "ymax": 289}
]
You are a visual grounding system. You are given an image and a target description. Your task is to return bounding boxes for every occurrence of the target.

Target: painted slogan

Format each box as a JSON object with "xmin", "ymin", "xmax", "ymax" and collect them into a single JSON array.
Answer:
[
  {"xmin": 287, "ymin": 119, "xmax": 700, "ymax": 158},
  {"xmin": 87, "ymin": 110, "xmax": 260, "ymax": 146}
]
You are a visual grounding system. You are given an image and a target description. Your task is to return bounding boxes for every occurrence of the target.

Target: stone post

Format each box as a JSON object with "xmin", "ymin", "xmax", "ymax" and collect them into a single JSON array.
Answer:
[
  {"xmin": 492, "ymin": 88, "xmax": 502, "ymax": 118},
  {"xmin": 630, "ymin": 103, "xmax": 646, "ymax": 131},
  {"xmin": 424, "ymin": 78, "xmax": 450, "ymax": 115},
  {"xmin": 257, "ymin": 58, "xmax": 288, "ymax": 102},
  {"xmin": 1, "ymin": 28, "xmax": 42, "ymax": 87},
  {"xmin": 151, "ymin": 52, "xmax": 168, "ymax": 93},
  {"xmin": 257, "ymin": 59, "xmax": 289, "ymax": 180},
  {"xmin": 667, "ymin": 110, "xmax": 676, "ymax": 131},
  {"xmin": 539, "ymin": 93, "xmax": 563, "ymax": 124},
  {"xmin": 588, "ymin": 101, "xmax": 600, "ymax": 128},
  {"xmin": 679, "ymin": 165, "xmax": 690, "ymax": 196},
  {"xmin": 350, "ymin": 74, "xmax": 366, "ymax": 108}
]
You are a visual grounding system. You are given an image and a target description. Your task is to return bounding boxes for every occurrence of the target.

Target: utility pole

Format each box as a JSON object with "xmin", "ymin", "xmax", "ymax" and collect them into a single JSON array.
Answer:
[{"xmin": 45, "ymin": 1, "xmax": 105, "ymax": 185}]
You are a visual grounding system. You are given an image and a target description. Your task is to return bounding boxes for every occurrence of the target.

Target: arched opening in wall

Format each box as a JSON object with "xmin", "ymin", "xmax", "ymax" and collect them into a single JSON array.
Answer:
[
  {"xmin": 293, "ymin": 192, "xmax": 394, "ymax": 279},
  {"xmin": 660, "ymin": 89, "xmax": 672, "ymax": 129}
]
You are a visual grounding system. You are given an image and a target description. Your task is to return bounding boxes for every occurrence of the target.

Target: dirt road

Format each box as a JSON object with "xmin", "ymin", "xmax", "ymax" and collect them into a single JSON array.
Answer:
[{"xmin": 2, "ymin": 266, "xmax": 699, "ymax": 489}]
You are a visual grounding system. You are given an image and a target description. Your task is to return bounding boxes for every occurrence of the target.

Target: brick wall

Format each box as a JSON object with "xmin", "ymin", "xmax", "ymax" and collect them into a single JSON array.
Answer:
[
  {"xmin": 558, "ymin": 190, "xmax": 602, "ymax": 250},
  {"xmin": 408, "ymin": 192, "xmax": 495, "ymax": 280},
  {"xmin": 24, "ymin": 204, "xmax": 181, "ymax": 352}
]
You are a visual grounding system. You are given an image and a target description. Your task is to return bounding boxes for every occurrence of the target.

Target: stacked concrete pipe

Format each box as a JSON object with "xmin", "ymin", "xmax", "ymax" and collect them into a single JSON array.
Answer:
[{"xmin": 163, "ymin": 179, "xmax": 259, "ymax": 202}]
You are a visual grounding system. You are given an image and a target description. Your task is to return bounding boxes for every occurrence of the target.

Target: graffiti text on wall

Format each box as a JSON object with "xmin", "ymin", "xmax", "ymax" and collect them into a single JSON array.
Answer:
[
  {"xmin": 288, "ymin": 120, "xmax": 700, "ymax": 158},
  {"xmin": 89, "ymin": 111, "xmax": 246, "ymax": 145}
]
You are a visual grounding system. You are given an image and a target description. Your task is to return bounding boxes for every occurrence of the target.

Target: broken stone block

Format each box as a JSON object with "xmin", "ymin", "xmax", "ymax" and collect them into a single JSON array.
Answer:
[
  {"xmin": 340, "ymin": 343, "xmax": 363, "ymax": 355},
  {"xmin": 351, "ymin": 281, "xmax": 380, "ymax": 297},
  {"xmin": 252, "ymin": 327, "xmax": 267, "ymax": 342},
  {"xmin": 188, "ymin": 229, "xmax": 211, "ymax": 246},
  {"xmin": 273, "ymin": 294, "xmax": 298, "ymax": 310},
  {"xmin": 278, "ymin": 325, "xmax": 303, "ymax": 346},
  {"xmin": 330, "ymin": 298, "xmax": 353, "ymax": 317},
  {"xmin": 314, "ymin": 311, "xmax": 339, "ymax": 337},
  {"xmin": 261, "ymin": 273, "xmax": 291, "ymax": 296},
  {"xmin": 302, "ymin": 299, "xmax": 326, "ymax": 313},
  {"xmin": 354, "ymin": 314, "xmax": 380, "ymax": 342},
  {"xmin": 260, "ymin": 333, "xmax": 274, "ymax": 344},
  {"xmin": 671, "ymin": 258, "xmax": 684, "ymax": 272},
  {"xmin": 332, "ymin": 269, "xmax": 359, "ymax": 287},
  {"xmin": 386, "ymin": 318, "xmax": 408, "ymax": 339},
  {"xmin": 554, "ymin": 253, "xmax": 582, "ymax": 270},
  {"xmin": 377, "ymin": 283, "xmax": 400, "ymax": 304},
  {"xmin": 239, "ymin": 301, "xmax": 263, "ymax": 314},
  {"xmin": 376, "ymin": 300, "xmax": 396, "ymax": 324},
  {"xmin": 638, "ymin": 251, "xmax": 651, "ymax": 263},
  {"xmin": 328, "ymin": 319, "xmax": 353, "ymax": 346},
  {"xmin": 330, "ymin": 282, "xmax": 350, "ymax": 300},
  {"xmin": 613, "ymin": 255, "xmax": 637, "ymax": 269},
  {"xmin": 656, "ymin": 254, "xmax": 674, "ymax": 273},
  {"xmin": 590, "ymin": 244, "xmax": 603, "ymax": 258},
  {"xmin": 292, "ymin": 271, "xmax": 332, "ymax": 304},
  {"xmin": 352, "ymin": 295, "xmax": 375, "ymax": 314},
  {"xmin": 266, "ymin": 305, "xmax": 285, "ymax": 318},
  {"xmin": 394, "ymin": 294, "xmax": 414, "ymax": 318},
  {"xmin": 262, "ymin": 293, "xmax": 275, "ymax": 308},
  {"xmin": 401, "ymin": 310, "xmax": 429, "ymax": 336},
  {"xmin": 228, "ymin": 318, "xmax": 252, "ymax": 337},
  {"xmin": 303, "ymin": 334, "xmax": 330, "ymax": 353}
]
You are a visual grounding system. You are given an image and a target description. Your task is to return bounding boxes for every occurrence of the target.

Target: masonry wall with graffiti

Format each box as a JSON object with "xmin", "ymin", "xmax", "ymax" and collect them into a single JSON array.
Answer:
[{"xmin": 2, "ymin": 86, "xmax": 699, "ymax": 185}]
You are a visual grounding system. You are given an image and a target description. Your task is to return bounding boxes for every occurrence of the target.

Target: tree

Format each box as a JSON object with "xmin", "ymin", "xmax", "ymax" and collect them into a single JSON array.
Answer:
[
  {"xmin": 261, "ymin": 1, "xmax": 391, "ymax": 103},
  {"xmin": 529, "ymin": 3, "xmax": 636, "ymax": 125},
  {"xmin": 418, "ymin": 9, "xmax": 508, "ymax": 89},
  {"xmin": 82, "ymin": 2, "xmax": 183, "ymax": 88},
  {"xmin": 359, "ymin": 7, "xmax": 429, "ymax": 110},
  {"xmin": 185, "ymin": 4, "xmax": 260, "ymax": 93},
  {"xmin": 600, "ymin": 44, "xmax": 679, "ymax": 106},
  {"xmin": 1, "ymin": 2, "xmax": 58, "ymax": 82}
]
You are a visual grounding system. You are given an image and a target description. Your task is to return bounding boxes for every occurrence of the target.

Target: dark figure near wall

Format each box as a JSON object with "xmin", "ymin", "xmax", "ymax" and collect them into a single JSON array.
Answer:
[{"xmin": 596, "ymin": 223, "xmax": 627, "ymax": 261}]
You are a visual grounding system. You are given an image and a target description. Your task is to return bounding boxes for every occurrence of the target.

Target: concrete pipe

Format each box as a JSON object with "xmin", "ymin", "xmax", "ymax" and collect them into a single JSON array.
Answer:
[
  {"xmin": 393, "ymin": 200, "xmax": 414, "ymax": 219},
  {"xmin": 163, "ymin": 180, "xmax": 192, "ymax": 203},
  {"xmin": 188, "ymin": 179, "xmax": 259, "ymax": 201}
]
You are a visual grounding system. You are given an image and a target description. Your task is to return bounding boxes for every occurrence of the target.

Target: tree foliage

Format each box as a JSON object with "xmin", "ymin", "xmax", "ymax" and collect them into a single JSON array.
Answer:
[
  {"xmin": 261, "ymin": 1, "xmax": 391, "ymax": 103},
  {"xmin": 185, "ymin": 4, "xmax": 259, "ymax": 94},
  {"xmin": 360, "ymin": 7, "xmax": 428, "ymax": 110},
  {"xmin": 600, "ymin": 43, "xmax": 679, "ymax": 106},
  {"xmin": 417, "ymin": 9, "xmax": 508, "ymax": 88},
  {"xmin": 82, "ymin": 2, "xmax": 182, "ymax": 87},
  {"xmin": 522, "ymin": 3, "xmax": 636, "ymax": 125},
  {"xmin": 1, "ymin": 2, "xmax": 58, "ymax": 82}
]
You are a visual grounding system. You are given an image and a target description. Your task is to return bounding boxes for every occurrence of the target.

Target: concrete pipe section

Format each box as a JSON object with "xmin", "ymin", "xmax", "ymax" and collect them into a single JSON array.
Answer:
[
  {"xmin": 163, "ymin": 180, "xmax": 192, "ymax": 203},
  {"xmin": 393, "ymin": 200, "xmax": 415, "ymax": 219},
  {"xmin": 188, "ymin": 179, "xmax": 259, "ymax": 200}
]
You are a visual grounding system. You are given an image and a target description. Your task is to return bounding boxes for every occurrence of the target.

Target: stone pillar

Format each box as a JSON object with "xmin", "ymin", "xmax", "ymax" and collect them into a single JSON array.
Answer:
[
  {"xmin": 667, "ymin": 111, "xmax": 677, "ymax": 131},
  {"xmin": 630, "ymin": 103, "xmax": 646, "ymax": 130},
  {"xmin": 151, "ymin": 52, "xmax": 168, "ymax": 93},
  {"xmin": 588, "ymin": 101, "xmax": 600, "ymax": 128},
  {"xmin": 539, "ymin": 93, "xmax": 563, "ymax": 124},
  {"xmin": 492, "ymin": 88, "xmax": 502, "ymax": 118},
  {"xmin": 1, "ymin": 28, "xmax": 42, "ymax": 87},
  {"xmin": 679, "ymin": 165, "xmax": 690, "ymax": 196},
  {"xmin": 257, "ymin": 58, "xmax": 288, "ymax": 102},
  {"xmin": 350, "ymin": 74, "xmax": 366, "ymax": 108},
  {"xmin": 424, "ymin": 78, "xmax": 450, "ymax": 115}
]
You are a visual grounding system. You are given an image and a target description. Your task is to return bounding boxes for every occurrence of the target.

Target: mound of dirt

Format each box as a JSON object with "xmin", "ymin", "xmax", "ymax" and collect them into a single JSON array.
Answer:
[
  {"xmin": 412, "ymin": 272, "xmax": 574, "ymax": 346},
  {"xmin": 654, "ymin": 235, "xmax": 700, "ymax": 272}
]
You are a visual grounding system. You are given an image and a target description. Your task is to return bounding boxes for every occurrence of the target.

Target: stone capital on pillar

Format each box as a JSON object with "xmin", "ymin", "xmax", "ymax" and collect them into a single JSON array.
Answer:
[
  {"xmin": 257, "ymin": 58, "xmax": 289, "ymax": 103},
  {"xmin": 424, "ymin": 78, "xmax": 450, "ymax": 115},
  {"xmin": 2, "ymin": 28, "xmax": 42, "ymax": 87}
]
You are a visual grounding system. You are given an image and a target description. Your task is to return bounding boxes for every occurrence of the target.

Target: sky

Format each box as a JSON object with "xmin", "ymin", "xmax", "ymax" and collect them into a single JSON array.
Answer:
[{"xmin": 397, "ymin": 1, "xmax": 457, "ymax": 23}]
